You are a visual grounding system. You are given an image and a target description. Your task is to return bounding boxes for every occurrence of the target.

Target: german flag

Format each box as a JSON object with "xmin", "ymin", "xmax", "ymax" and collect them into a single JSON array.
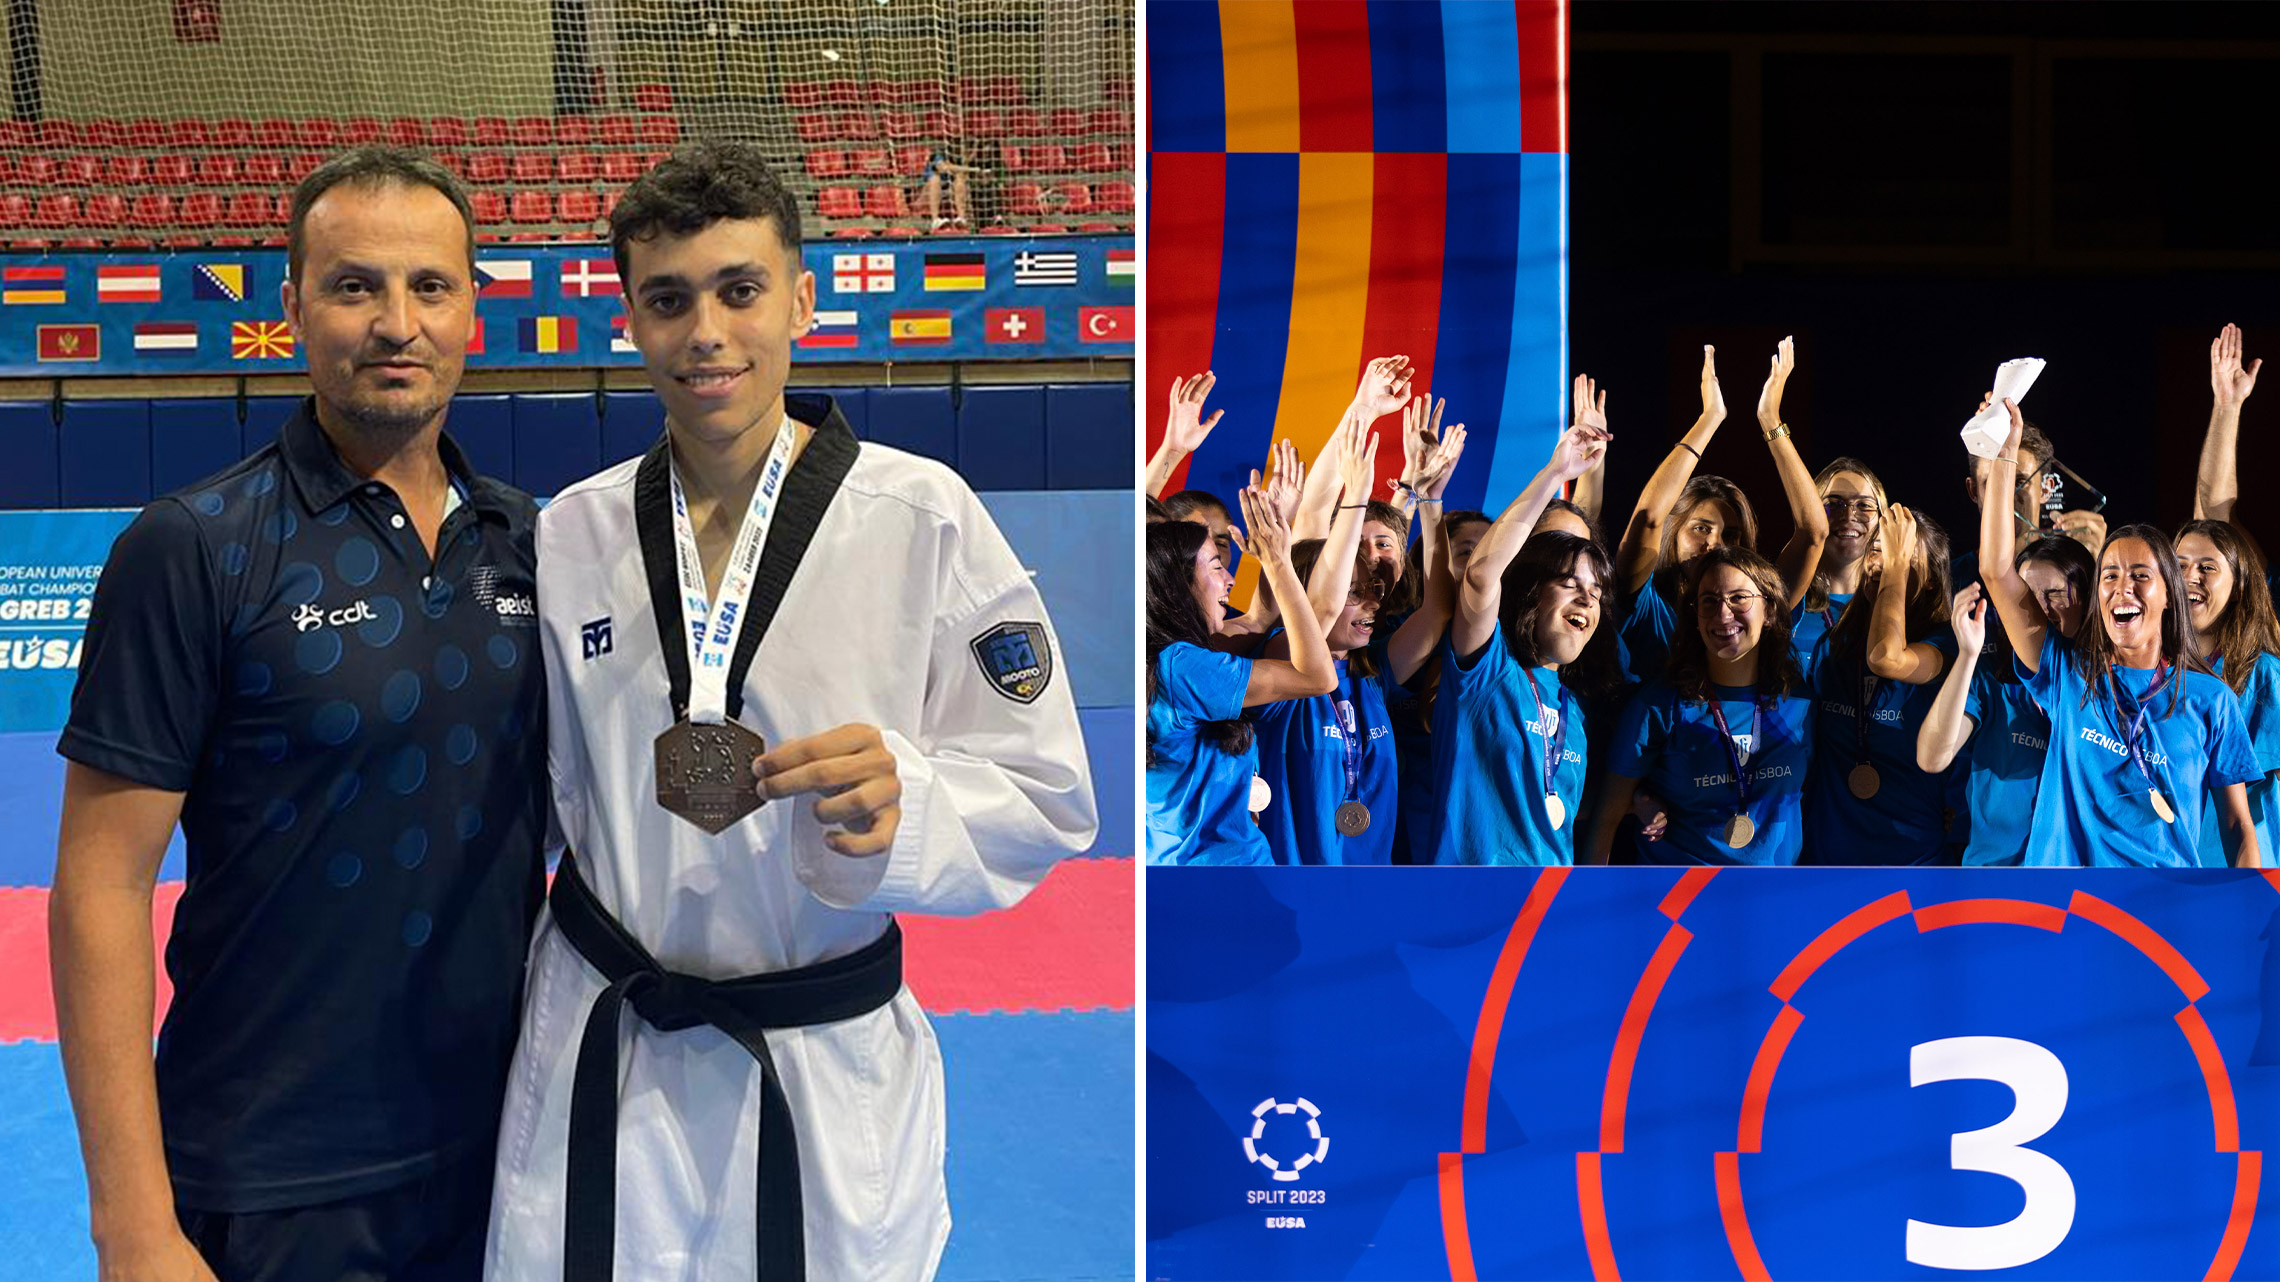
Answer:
[
  {"xmin": 889, "ymin": 310, "xmax": 952, "ymax": 345},
  {"xmin": 922, "ymin": 253, "xmax": 985, "ymax": 292},
  {"xmin": 230, "ymin": 320, "xmax": 294, "ymax": 359}
]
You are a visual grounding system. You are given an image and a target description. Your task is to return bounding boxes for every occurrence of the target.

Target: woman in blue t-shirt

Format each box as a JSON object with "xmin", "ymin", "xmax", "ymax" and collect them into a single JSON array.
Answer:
[
  {"xmin": 1979, "ymin": 397, "xmax": 2262, "ymax": 867},
  {"xmin": 1430, "ymin": 404, "xmax": 1613, "ymax": 865},
  {"xmin": 1915, "ymin": 534, "xmax": 2093, "ymax": 865},
  {"xmin": 1594, "ymin": 548, "xmax": 1815, "ymax": 865},
  {"xmin": 2176, "ymin": 519, "xmax": 2280, "ymax": 865},
  {"xmin": 1145, "ymin": 486, "xmax": 1340, "ymax": 866},
  {"xmin": 1612, "ymin": 341, "xmax": 1829, "ymax": 685},
  {"xmin": 1802, "ymin": 503, "xmax": 1960, "ymax": 864}
]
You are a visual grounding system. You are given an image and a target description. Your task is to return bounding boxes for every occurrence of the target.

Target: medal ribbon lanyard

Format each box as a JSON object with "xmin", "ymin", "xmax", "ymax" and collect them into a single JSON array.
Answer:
[
  {"xmin": 666, "ymin": 418, "xmax": 798, "ymax": 724},
  {"xmin": 1855, "ymin": 653, "xmax": 1879, "ymax": 768},
  {"xmin": 1522, "ymin": 666, "xmax": 1570, "ymax": 806},
  {"xmin": 2110, "ymin": 659, "xmax": 2177, "ymax": 800},
  {"xmin": 1705, "ymin": 693, "xmax": 1762, "ymax": 819},
  {"xmin": 1335, "ymin": 692, "xmax": 1361, "ymax": 802}
]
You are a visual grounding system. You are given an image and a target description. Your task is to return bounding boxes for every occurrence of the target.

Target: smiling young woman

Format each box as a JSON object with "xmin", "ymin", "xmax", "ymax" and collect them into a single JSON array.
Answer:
[{"xmin": 2173, "ymin": 518, "xmax": 2280, "ymax": 865}]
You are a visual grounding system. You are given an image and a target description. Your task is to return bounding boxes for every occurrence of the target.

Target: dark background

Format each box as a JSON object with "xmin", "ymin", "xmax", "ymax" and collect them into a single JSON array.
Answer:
[{"xmin": 1571, "ymin": 1, "xmax": 2280, "ymax": 564}]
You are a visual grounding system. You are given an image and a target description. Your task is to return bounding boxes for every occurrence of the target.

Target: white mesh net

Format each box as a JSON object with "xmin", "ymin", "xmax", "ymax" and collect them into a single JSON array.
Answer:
[{"xmin": 0, "ymin": 0, "xmax": 1133, "ymax": 247}]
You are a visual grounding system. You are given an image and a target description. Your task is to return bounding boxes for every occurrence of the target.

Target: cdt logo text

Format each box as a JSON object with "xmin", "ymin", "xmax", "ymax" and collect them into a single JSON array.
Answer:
[
  {"xmin": 1243, "ymin": 1096, "xmax": 1329, "ymax": 1228},
  {"xmin": 292, "ymin": 599, "xmax": 374, "ymax": 632}
]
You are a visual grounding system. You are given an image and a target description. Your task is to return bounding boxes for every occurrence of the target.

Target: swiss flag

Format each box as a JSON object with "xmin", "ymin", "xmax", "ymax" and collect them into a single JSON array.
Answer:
[
  {"xmin": 986, "ymin": 307, "xmax": 1045, "ymax": 344},
  {"xmin": 1077, "ymin": 305, "xmax": 1131, "ymax": 344}
]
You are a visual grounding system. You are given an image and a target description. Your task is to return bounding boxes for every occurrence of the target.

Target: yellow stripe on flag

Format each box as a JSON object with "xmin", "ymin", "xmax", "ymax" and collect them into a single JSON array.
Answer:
[{"xmin": 1219, "ymin": 0, "xmax": 1301, "ymax": 154}]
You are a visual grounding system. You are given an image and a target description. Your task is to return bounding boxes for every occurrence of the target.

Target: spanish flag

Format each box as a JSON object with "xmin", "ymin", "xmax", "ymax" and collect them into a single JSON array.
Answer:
[
  {"xmin": 889, "ymin": 310, "xmax": 952, "ymax": 345},
  {"xmin": 230, "ymin": 320, "xmax": 294, "ymax": 359},
  {"xmin": 518, "ymin": 316, "xmax": 578, "ymax": 355}
]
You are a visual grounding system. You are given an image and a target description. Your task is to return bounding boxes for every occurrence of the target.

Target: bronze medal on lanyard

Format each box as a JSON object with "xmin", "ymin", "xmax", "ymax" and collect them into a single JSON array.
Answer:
[
  {"xmin": 1706, "ymin": 694, "xmax": 1762, "ymax": 849},
  {"xmin": 633, "ymin": 418, "xmax": 823, "ymax": 834},
  {"xmin": 1332, "ymin": 679, "xmax": 1370, "ymax": 835},
  {"xmin": 1848, "ymin": 655, "xmax": 1881, "ymax": 799}
]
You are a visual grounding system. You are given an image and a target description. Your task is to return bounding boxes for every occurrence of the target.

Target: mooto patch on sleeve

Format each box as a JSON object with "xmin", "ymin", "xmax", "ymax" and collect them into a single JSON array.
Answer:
[{"xmin": 970, "ymin": 621, "xmax": 1053, "ymax": 703}]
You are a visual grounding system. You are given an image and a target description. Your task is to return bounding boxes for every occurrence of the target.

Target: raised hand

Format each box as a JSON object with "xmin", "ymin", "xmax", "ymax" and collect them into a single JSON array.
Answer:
[
  {"xmin": 1879, "ymin": 503, "xmax": 1919, "ymax": 578},
  {"xmin": 1757, "ymin": 335, "xmax": 1795, "ymax": 429},
  {"xmin": 1549, "ymin": 419, "xmax": 1612, "ymax": 483},
  {"xmin": 1417, "ymin": 422, "xmax": 1468, "ymax": 498},
  {"xmin": 2212, "ymin": 324, "xmax": 2261, "ymax": 410},
  {"xmin": 1700, "ymin": 344, "xmax": 1727, "ymax": 426},
  {"xmin": 1399, "ymin": 392, "xmax": 1446, "ymax": 488},
  {"xmin": 1235, "ymin": 484, "xmax": 1290, "ymax": 570},
  {"xmin": 1261, "ymin": 439, "xmax": 1303, "ymax": 524},
  {"xmin": 1336, "ymin": 430, "xmax": 1379, "ymax": 505},
  {"xmin": 1951, "ymin": 581, "xmax": 1988, "ymax": 656},
  {"xmin": 1354, "ymin": 355, "xmax": 1414, "ymax": 419},
  {"xmin": 1572, "ymin": 373, "xmax": 1608, "ymax": 434},
  {"xmin": 1998, "ymin": 395, "xmax": 2025, "ymax": 459},
  {"xmin": 1632, "ymin": 787, "xmax": 1670, "ymax": 842},
  {"xmin": 1164, "ymin": 371, "xmax": 1223, "ymax": 453}
]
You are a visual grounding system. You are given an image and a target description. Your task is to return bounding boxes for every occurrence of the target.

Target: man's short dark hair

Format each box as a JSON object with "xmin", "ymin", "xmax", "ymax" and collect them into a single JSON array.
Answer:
[
  {"xmin": 609, "ymin": 140, "xmax": 804, "ymax": 283},
  {"xmin": 288, "ymin": 146, "xmax": 475, "ymax": 284},
  {"xmin": 1161, "ymin": 490, "xmax": 1229, "ymax": 524}
]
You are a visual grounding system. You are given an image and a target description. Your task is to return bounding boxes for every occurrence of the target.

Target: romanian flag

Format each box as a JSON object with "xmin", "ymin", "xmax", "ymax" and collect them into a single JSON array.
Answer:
[
  {"xmin": 922, "ymin": 253, "xmax": 986, "ymax": 292},
  {"xmin": 230, "ymin": 320, "xmax": 293, "ymax": 359},
  {"xmin": 518, "ymin": 316, "xmax": 578, "ymax": 354},
  {"xmin": 889, "ymin": 310, "xmax": 951, "ymax": 345},
  {"xmin": 3, "ymin": 266, "xmax": 66, "ymax": 306},
  {"xmin": 35, "ymin": 324, "xmax": 100, "ymax": 361}
]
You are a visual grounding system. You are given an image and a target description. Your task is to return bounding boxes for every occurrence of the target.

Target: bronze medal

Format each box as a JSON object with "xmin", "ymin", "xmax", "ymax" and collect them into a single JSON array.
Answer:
[
  {"xmin": 1847, "ymin": 762, "xmax": 1881, "ymax": 800},
  {"xmin": 1724, "ymin": 813, "xmax": 1756, "ymax": 849},
  {"xmin": 2150, "ymin": 789, "xmax": 2177, "ymax": 824},
  {"xmin": 1335, "ymin": 800, "xmax": 1371, "ymax": 836},
  {"xmin": 654, "ymin": 719, "xmax": 768, "ymax": 834}
]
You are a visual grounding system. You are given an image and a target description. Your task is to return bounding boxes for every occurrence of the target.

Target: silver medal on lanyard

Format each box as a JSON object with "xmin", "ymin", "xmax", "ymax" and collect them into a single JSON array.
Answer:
[
  {"xmin": 2114, "ymin": 662, "xmax": 2178, "ymax": 824},
  {"xmin": 1333, "ymin": 689, "xmax": 1370, "ymax": 836},
  {"xmin": 653, "ymin": 419, "xmax": 798, "ymax": 834}
]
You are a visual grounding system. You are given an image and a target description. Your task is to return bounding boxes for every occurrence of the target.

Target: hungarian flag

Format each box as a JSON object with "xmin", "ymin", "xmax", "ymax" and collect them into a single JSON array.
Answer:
[
  {"xmin": 36, "ymin": 324, "xmax": 100, "ymax": 361},
  {"xmin": 1105, "ymin": 248, "xmax": 1135, "ymax": 286}
]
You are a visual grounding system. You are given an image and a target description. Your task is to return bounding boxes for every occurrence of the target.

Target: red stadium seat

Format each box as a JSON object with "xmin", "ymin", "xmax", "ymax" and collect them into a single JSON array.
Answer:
[
  {"xmin": 817, "ymin": 187, "xmax": 863, "ymax": 219},
  {"xmin": 556, "ymin": 152, "xmax": 600, "ymax": 183},
  {"xmin": 78, "ymin": 120, "xmax": 124, "ymax": 148},
  {"xmin": 210, "ymin": 236, "xmax": 255, "ymax": 247},
  {"xmin": 1072, "ymin": 143, "xmax": 1113, "ymax": 172},
  {"xmin": 806, "ymin": 150, "xmax": 850, "ymax": 181},
  {"xmin": 274, "ymin": 194, "xmax": 295, "ymax": 222},
  {"xmin": 83, "ymin": 194, "xmax": 126, "ymax": 228},
  {"xmin": 31, "ymin": 195, "xmax": 80, "ymax": 229},
  {"xmin": 470, "ymin": 191, "xmax": 507, "ymax": 223},
  {"xmin": 601, "ymin": 191, "xmax": 621, "ymax": 218},
  {"xmin": 600, "ymin": 152, "xmax": 647, "ymax": 183},
  {"xmin": 555, "ymin": 115, "xmax": 595, "ymax": 147},
  {"xmin": 895, "ymin": 146, "xmax": 930, "ymax": 175},
  {"xmin": 795, "ymin": 114, "xmax": 836, "ymax": 146},
  {"xmin": 828, "ymin": 226, "xmax": 874, "ymax": 240},
  {"xmin": 821, "ymin": 81, "xmax": 864, "ymax": 109},
  {"xmin": 253, "ymin": 119, "xmax": 296, "ymax": 148},
  {"xmin": 227, "ymin": 192, "xmax": 274, "ymax": 226},
  {"xmin": 882, "ymin": 111, "xmax": 920, "ymax": 140},
  {"xmin": 297, "ymin": 119, "xmax": 341, "ymax": 148},
  {"xmin": 428, "ymin": 117, "xmax": 469, "ymax": 147},
  {"xmin": 164, "ymin": 119, "xmax": 209, "ymax": 148},
  {"xmin": 178, "ymin": 193, "xmax": 225, "ymax": 228},
  {"xmin": 1050, "ymin": 107, "xmax": 1086, "ymax": 136},
  {"xmin": 558, "ymin": 191, "xmax": 602, "ymax": 223},
  {"xmin": 33, "ymin": 120, "xmax": 78, "ymax": 149},
  {"xmin": 1007, "ymin": 183, "xmax": 1044, "ymax": 216},
  {"xmin": 1109, "ymin": 142, "xmax": 1134, "ymax": 169},
  {"xmin": 1027, "ymin": 144, "xmax": 1068, "ymax": 173},
  {"xmin": 850, "ymin": 149, "xmax": 891, "ymax": 178},
  {"xmin": 833, "ymin": 111, "xmax": 872, "ymax": 141},
  {"xmin": 465, "ymin": 154, "xmax": 510, "ymax": 184},
  {"xmin": 996, "ymin": 143, "xmax": 1025, "ymax": 171},
  {"xmin": 510, "ymin": 191, "xmax": 553, "ymax": 224},
  {"xmin": 632, "ymin": 83, "xmax": 674, "ymax": 112},
  {"xmin": 0, "ymin": 194, "xmax": 28, "ymax": 226},
  {"xmin": 211, "ymin": 118, "xmax": 253, "ymax": 147},
  {"xmin": 510, "ymin": 153, "xmax": 552, "ymax": 185},
  {"xmin": 1053, "ymin": 182, "xmax": 1094, "ymax": 214},
  {"xmin": 1096, "ymin": 181, "xmax": 1135, "ymax": 213},
  {"xmin": 1077, "ymin": 221, "xmax": 1121, "ymax": 234},
  {"xmin": 60, "ymin": 154, "xmax": 102, "ymax": 185},
  {"xmin": 597, "ymin": 114, "xmax": 637, "ymax": 146},
  {"xmin": 963, "ymin": 109, "xmax": 1003, "ymax": 138},
  {"xmin": 287, "ymin": 152, "xmax": 326, "ymax": 180},
  {"xmin": 103, "ymin": 154, "xmax": 149, "ymax": 186},
  {"xmin": 1088, "ymin": 108, "xmax": 1130, "ymax": 139},
  {"xmin": 917, "ymin": 108, "xmax": 952, "ymax": 139},
  {"xmin": 11, "ymin": 155, "xmax": 58, "ymax": 186},
  {"xmin": 472, "ymin": 116, "xmax": 511, "ymax": 146},
  {"xmin": 388, "ymin": 117, "xmax": 428, "ymax": 146},
  {"xmin": 511, "ymin": 116, "xmax": 550, "ymax": 146},
  {"xmin": 0, "ymin": 121, "xmax": 29, "ymax": 150},
  {"xmin": 1005, "ymin": 108, "xmax": 1045, "ymax": 138},
  {"xmin": 637, "ymin": 115, "xmax": 681, "ymax": 147},
  {"xmin": 342, "ymin": 117, "xmax": 386, "ymax": 145},
  {"xmin": 786, "ymin": 81, "xmax": 827, "ymax": 110},
  {"xmin": 431, "ymin": 152, "xmax": 465, "ymax": 178},
  {"xmin": 195, "ymin": 155, "xmax": 241, "ymax": 186},
  {"xmin": 242, "ymin": 153, "xmax": 287, "ymax": 185},
  {"xmin": 150, "ymin": 155, "xmax": 194, "ymax": 185}
]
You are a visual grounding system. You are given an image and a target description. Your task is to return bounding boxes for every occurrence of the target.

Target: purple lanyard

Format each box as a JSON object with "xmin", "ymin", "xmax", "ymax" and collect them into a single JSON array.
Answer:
[
  {"xmin": 1522, "ymin": 667, "xmax": 1570, "ymax": 801},
  {"xmin": 1705, "ymin": 694, "xmax": 1763, "ymax": 814},
  {"xmin": 1854, "ymin": 652, "xmax": 1879, "ymax": 765},
  {"xmin": 1334, "ymin": 680, "xmax": 1361, "ymax": 801},
  {"xmin": 2108, "ymin": 660, "xmax": 2174, "ymax": 794}
]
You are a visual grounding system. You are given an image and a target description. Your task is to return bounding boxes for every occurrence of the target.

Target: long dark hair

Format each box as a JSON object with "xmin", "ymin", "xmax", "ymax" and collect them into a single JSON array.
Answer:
[
  {"xmin": 1286, "ymin": 538, "xmax": 1383, "ymax": 679},
  {"xmin": 1655, "ymin": 475, "xmax": 1759, "ymax": 572},
  {"xmin": 1825, "ymin": 510, "xmax": 1953, "ymax": 671},
  {"xmin": 1364, "ymin": 499, "xmax": 1419, "ymax": 616},
  {"xmin": 2073, "ymin": 523, "xmax": 2208, "ymax": 717},
  {"xmin": 2175, "ymin": 519, "xmax": 2278, "ymax": 696},
  {"xmin": 1145, "ymin": 520, "xmax": 1252, "ymax": 760},
  {"xmin": 1803, "ymin": 456, "xmax": 1889, "ymax": 613},
  {"xmin": 1498, "ymin": 531, "xmax": 1618, "ymax": 697},
  {"xmin": 1669, "ymin": 547, "xmax": 1806, "ymax": 704},
  {"xmin": 1984, "ymin": 534, "xmax": 2096, "ymax": 679}
]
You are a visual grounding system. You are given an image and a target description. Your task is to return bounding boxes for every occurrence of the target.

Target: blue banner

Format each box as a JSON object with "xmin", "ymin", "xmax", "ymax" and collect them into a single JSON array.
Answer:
[
  {"xmin": 0, "ymin": 237, "xmax": 1133, "ymax": 376},
  {"xmin": 0, "ymin": 510, "xmax": 134, "ymax": 733},
  {"xmin": 1149, "ymin": 867, "xmax": 2280, "ymax": 1281}
]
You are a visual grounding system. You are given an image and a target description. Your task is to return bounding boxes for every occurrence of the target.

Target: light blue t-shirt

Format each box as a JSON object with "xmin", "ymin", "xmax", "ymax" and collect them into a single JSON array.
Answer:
[
  {"xmin": 1802, "ymin": 630, "xmax": 1959, "ymax": 865},
  {"xmin": 2022, "ymin": 634, "xmax": 2259, "ymax": 868},
  {"xmin": 1790, "ymin": 593, "xmax": 1852, "ymax": 685},
  {"xmin": 1615, "ymin": 571, "xmax": 1679, "ymax": 685},
  {"xmin": 1145, "ymin": 642, "xmax": 1270, "ymax": 866},
  {"xmin": 1610, "ymin": 679, "xmax": 1815, "ymax": 866},
  {"xmin": 1958, "ymin": 659, "xmax": 2051, "ymax": 867},
  {"xmin": 2194, "ymin": 652, "xmax": 2280, "ymax": 868},
  {"xmin": 1428, "ymin": 623, "xmax": 1587, "ymax": 866},
  {"xmin": 1253, "ymin": 656, "xmax": 1398, "ymax": 866}
]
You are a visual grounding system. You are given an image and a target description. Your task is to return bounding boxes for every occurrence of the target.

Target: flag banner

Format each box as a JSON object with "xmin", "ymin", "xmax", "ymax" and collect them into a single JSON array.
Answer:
[
  {"xmin": 35, "ymin": 324, "xmax": 99, "ymax": 361},
  {"xmin": 1105, "ymin": 248, "xmax": 1135, "ymax": 285},
  {"xmin": 1149, "ymin": 867, "xmax": 2280, "ymax": 1281},
  {"xmin": 0, "ymin": 239, "xmax": 1132, "ymax": 374}
]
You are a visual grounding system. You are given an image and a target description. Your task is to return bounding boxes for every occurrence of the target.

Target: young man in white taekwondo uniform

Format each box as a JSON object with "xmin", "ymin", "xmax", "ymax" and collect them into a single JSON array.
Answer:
[{"xmin": 483, "ymin": 141, "xmax": 1098, "ymax": 1281}]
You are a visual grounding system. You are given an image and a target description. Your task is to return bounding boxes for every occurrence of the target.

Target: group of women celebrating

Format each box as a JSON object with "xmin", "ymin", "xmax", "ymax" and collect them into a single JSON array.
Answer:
[{"xmin": 1146, "ymin": 327, "xmax": 2278, "ymax": 869}]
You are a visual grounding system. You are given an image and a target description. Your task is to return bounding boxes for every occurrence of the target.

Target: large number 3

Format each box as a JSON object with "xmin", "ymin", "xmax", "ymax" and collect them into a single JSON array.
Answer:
[{"xmin": 1905, "ymin": 1036, "xmax": 2077, "ymax": 1270}]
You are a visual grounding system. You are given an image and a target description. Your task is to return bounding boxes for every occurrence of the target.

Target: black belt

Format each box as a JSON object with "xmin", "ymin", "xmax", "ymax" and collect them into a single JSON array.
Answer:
[{"xmin": 550, "ymin": 851, "xmax": 904, "ymax": 1282}]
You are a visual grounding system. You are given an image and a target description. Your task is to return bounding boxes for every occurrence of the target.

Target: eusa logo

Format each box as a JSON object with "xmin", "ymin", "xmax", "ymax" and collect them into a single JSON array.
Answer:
[{"xmin": 1437, "ymin": 871, "xmax": 2264, "ymax": 1281}]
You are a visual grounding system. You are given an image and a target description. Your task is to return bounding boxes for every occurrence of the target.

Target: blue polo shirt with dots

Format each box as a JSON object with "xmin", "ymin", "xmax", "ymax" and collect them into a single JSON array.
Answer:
[{"xmin": 59, "ymin": 400, "xmax": 547, "ymax": 1213}]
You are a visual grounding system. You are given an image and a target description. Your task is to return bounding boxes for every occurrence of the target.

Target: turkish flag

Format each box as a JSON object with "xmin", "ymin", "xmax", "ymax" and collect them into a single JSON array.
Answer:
[
  {"xmin": 986, "ymin": 307, "xmax": 1045, "ymax": 344},
  {"xmin": 1078, "ymin": 305, "xmax": 1132, "ymax": 344}
]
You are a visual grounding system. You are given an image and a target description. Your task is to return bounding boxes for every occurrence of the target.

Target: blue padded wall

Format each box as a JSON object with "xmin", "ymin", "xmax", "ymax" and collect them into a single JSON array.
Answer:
[
  {"xmin": 1046, "ymin": 384, "xmax": 1134, "ymax": 491},
  {"xmin": 150, "ymin": 399, "xmax": 247, "ymax": 496},
  {"xmin": 512, "ymin": 393, "xmax": 604, "ymax": 499},
  {"xmin": 0, "ymin": 402, "xmax": 60, "ymax": 509},
  {"xmin": 58, "ymin": 402, "xmax": 150, "ymax": 509},
  {"xmin": 959, "ymin": 386, "xmax": 1048, "ymax": 491}
]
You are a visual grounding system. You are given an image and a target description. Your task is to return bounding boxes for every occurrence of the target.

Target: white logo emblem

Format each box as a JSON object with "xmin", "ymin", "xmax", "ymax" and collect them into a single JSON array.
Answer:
[
  {"xmin": 294, "ymin": 599, "xmax": 375, "ymax": 632},
  {"xmin": 1245, "ymin": 1097, "xmax": 1329, "ymax": 1182},
  {"xmin": 292, "ymin": 603, "xmax": 323, "ymax": 632}
]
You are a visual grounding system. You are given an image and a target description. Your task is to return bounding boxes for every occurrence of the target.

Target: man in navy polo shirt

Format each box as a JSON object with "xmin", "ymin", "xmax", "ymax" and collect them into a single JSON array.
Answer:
[{"xmin": 49, "ymin": 147, "xmax": 546, "ymax": 1281}]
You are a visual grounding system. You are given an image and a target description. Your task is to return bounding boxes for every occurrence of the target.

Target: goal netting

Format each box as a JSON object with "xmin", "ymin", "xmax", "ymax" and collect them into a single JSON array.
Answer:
[{"xmin": 0, "ymin": 0, "xmax": 1133, "ymax": 247}]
